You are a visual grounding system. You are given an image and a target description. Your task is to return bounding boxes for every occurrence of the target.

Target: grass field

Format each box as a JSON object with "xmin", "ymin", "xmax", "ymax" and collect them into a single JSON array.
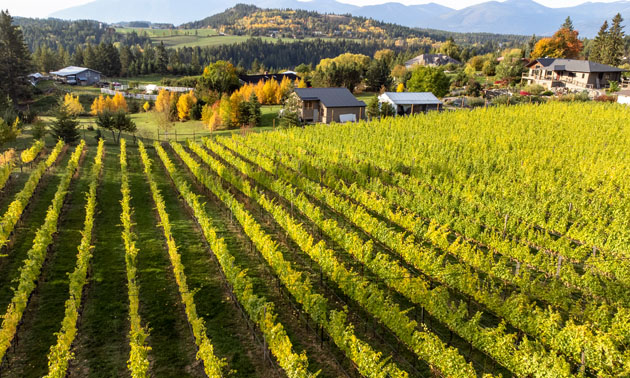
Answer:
[{"xmin": 1, "ymin": 102, "xmax": 630, "ymax": 377}]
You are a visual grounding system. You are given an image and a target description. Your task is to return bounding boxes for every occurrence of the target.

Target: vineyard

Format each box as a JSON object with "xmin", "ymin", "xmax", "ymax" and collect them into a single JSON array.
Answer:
[{"xmin": 0, "ymin": 101, "xmax": 629, "ymax": 377}]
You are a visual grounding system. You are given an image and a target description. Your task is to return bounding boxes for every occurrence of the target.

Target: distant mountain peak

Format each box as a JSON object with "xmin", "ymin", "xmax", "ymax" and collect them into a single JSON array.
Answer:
[{"xmin": 49, "ymin": 0, "xmax": 629, "ymax": 37}]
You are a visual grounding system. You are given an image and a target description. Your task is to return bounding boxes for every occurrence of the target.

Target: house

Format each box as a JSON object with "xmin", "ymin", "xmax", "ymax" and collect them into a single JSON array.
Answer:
[
  {"xmin": 617, "ymin": 90, "xmax": 630, "ymax": 105},
  {"xmin": 239, "ymin": 72, "xmax": 300, "ymax": 85},
  {"xmin": 378, "ymin": 92, "xmax": 442, "ymax": 116},
  {"xmin": 50, "ymin": 66, "xmax": 101, "ymax": 85},
  {"xmin": 294, "ymin": 88, "xmax": 366, "ymax": 124},
  {"xmin": 405, "ymin": 54, "xmax": 461, "ymax": 69},
  {"xmin": 523, "ymin": 59, "xmax": 625, "ymax": 90}
]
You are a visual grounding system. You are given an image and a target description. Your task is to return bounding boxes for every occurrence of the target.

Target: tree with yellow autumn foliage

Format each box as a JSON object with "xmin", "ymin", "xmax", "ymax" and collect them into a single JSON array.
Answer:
[
  {"xmin": 143, "ymin": 101, "xmax": 151, "ymax": 112},
  {"xmin": 63, "ymin": 93, "xmax": 84, "ymax": 116},
  {"xmin": 176, "ymin": 90, "xmax": 197, "ymax": 121},
  {"xmin": 90, "ymin": 94, "xmax": 128, "ymax": 115}
]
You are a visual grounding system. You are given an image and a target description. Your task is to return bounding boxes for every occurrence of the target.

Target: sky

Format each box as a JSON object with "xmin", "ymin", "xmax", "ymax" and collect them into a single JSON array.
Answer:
[{"xmin": 0, "ymin": 0, "xmax": 624, "ymax": 18}]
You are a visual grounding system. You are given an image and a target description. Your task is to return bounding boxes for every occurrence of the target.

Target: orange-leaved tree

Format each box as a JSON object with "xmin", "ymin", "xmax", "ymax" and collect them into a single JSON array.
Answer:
[{"xmin": 531, "ymin": 27, "xmax": 583, "ymax": 59}]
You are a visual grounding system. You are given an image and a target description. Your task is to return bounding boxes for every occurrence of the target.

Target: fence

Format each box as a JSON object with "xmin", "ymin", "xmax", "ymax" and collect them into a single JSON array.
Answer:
[
  {"xmin": 100, "ymin": 88, "xmax": 158, "ymax": 100},
  {"xmin": 137, "ymin": 85, "xmax": 195, "ymax": 93}
]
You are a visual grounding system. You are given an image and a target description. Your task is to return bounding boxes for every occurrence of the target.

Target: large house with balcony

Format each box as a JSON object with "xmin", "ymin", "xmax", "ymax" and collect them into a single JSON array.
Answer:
[{"xmin": 523, "ymin": 59, "xmax": 625, "ymax": 90}]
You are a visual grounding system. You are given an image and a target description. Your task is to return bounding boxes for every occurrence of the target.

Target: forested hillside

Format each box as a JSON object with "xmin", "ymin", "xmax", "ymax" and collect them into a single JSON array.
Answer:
[
  {"xmin": 14, "ymin": 17, "xmax": 150, "ymax": 53},
  {"xmin": 184, "ymin": 4, "xmax": 531, "ymax": 46}
]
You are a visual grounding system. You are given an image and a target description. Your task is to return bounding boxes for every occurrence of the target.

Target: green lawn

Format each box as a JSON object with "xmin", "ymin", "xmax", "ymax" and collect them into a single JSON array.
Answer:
[{"xmin": 116, "ymin": 27, "xmax": 219, "ymax": 37}]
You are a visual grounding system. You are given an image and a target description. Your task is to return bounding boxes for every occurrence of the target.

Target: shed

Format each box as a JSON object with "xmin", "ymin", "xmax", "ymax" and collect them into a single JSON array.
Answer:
[
  {"xmin": 617, "ymin": 90, "xmax": 630, "ymax": 105},
  {"xmin": 378, "ymin": 92, "xmax": 442, "ymax": 116},
  {"xmin": 294, "ymin": 88, "xmax": 366, "ymax": 124}
]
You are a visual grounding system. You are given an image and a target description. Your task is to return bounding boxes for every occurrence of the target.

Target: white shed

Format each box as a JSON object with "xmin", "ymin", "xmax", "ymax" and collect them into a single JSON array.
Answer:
[
  {"xmin": 378, "ymin": 92, "xmax": 442, "ymax": 116},
  {"xmin": 617, "ymin": 90, "xmax": 630, "ymax": 105}
]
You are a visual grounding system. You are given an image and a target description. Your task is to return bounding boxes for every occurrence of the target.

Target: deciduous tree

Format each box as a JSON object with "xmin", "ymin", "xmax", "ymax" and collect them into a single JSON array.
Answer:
[{"xmin": 406, "ymin": 66, "xmax": 450, "ymax": 97}]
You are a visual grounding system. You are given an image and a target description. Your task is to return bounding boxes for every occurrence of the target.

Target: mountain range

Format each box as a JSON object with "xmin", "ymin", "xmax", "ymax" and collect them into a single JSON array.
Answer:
[{"xmin": 50, "ymin": 0, "xmax": 630, "ymax": 37}]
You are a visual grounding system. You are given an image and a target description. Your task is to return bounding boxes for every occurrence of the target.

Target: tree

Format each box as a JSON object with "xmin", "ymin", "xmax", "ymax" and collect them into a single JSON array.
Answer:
[
  {"xmin": 466, "ymin": 78, "xmax": 482, "ymax": 97},
  {"xmin": 51, "ymin": 102, "xmax": 80, "ymax": 143},
  {"xmin": 312, "ymin": 53, "xmax": 370, "ymax": 91},
  {"xmin": 562, "ymin": 16, "xmax": 574, "ymax": 31},
  {"xmin": 143, "ymin": 101, "xmax": 151, "ymax": 112},
  {"xmin": 176, "ymin": 90, "xmax": 197, "ymax": 121},
  {"xmin": 63, "ymin": 93, "xmax": 84, "ymax": 116},
  {"xmin": 366, "ymin": 95, "xmax": 380, "ymax": 120},
  {"xmin": 482, "ymin": 60, "xmax": 497, "ymax": 76},
  {"xmin": 0, "ymin": 11, "xmax": 33, "ymax": 104},
  {"xmin": 406, "ymin": 66, "xmax": 450, "ymax": 97},
  {"xmin": 0, "ymin": 117, "xmax": 20, "ymax": 145},
  {"xmin": 112, "ymin": 92, "xmax": 128, "ymax": 113},
  {"xmin": 365, "ymin": 58, "xmax": 392, "ymax": 92},
  {"xmin": 201, "ymin": 102, "xmax": 221, "ymax": 131},
  {"xmin": 495, "ymin": 55, "xmax": 526, "ymax": 83},
  {"xmin": 439, "ymin": 38, "xmax": 461, "ymax": 61},
  {"xmin": 197, "ymin": 61, "xmax": 240, "ymax": 94},
  {"xmin": 467, "ymin": 56, "xmax": 485, "ymax": 71},
  {"xmin": 590, "ymin": 21, "xmax": 609, "ymax": 63},
  {"xmin": 155, "ymin": 41, "xmax": 168, "ymax": 74},
  {"xmin": 396, "ymin": 83, "xmax": 404, "ymax": 92},
  {"xmin": 246, "ymin": 93, "xmax": 262, "ymax": 127},
  {"xmin": 96, "ymin": 111, "xmax": 137, "ymax": 143},
  {"xmin": 531, "ymin": 27, "xmax": 583, "ymax": 59},
  {"xmin": 280, "ymin": 93, "xmax": 301, "ymax": 128},
  {"xmin": 607, "ymin": 13, "xmax": 625, "ymax": 66}
]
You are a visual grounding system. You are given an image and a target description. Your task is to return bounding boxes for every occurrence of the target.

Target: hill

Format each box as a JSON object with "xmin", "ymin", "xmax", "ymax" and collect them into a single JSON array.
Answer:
[{"xmin": 49, "ymin": 0, "xmax": 630, "ymax": 37}]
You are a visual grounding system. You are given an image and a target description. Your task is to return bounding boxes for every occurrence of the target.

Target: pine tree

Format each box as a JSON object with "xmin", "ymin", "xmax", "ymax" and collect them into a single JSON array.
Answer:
[
  {"xmin": 590, "ymin": 20, "xmax": 609, "ymax": 63},
  {"xmin": 607, "ymin": 13, "xmax": 625, "ymax": 66},
  {"xmin": 0, "ymin": 10, "xmax": 33, "ymax": 103},
  {"xmin": 561, "ymin": 16, "xmax": 574, "ymax": 31},
  {"xmin": 156, "ymin": 41, "xmax": 168, "ymax": 74},
  {"xmin": 247, "ymin": 93, "xmax": 261, "ymax": 127},
  {"xmin": 51, "ymin": 102, "xmax": 80, "ymax": 143}
]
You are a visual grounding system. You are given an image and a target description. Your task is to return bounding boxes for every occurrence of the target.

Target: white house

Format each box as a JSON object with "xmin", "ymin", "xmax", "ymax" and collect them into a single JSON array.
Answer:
[{"xmin": 378, "ymin": 92, "xmax": 442, "ymax": 116}]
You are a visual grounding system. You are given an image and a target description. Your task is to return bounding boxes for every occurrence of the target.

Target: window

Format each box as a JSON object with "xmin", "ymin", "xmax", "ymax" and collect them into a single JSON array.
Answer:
[{"xmin": 582, "ymin": 73, "xmax": 585, "ymax": 79}]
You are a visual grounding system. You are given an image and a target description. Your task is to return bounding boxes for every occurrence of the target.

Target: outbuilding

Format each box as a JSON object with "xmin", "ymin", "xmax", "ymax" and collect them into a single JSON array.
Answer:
[
  {"xmin": 294, "ymin": 88, "xmax": 366, "ymax": 124},
  {"xmin": 378, "ymin": 92, "xmax": 442, "ymax": 116},
  {"xmin": 617, "ymin": 90, "xmax": 630, "ymax": 105},
  {"xmin": 50, "ymin": 66, "xmax": 101, "ymax": 86}
]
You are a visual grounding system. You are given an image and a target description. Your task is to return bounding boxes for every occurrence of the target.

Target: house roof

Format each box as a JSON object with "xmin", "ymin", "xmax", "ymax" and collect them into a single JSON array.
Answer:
[
  {"xmin": 617, "ymin": 90, "xmax": 630, "ymax": 97},
  {"xmin": 294, "ymin": 88, "xmax": 366, "ymax": 108},
  {"xmin": 379, "ymin": 92, "xmax": 442, "ymax": 105},
  {"xmin": 527, "ymin": 59, "xmax": 625, "ymax": 73},
  {"xmin": 50, "ymin": 66, "xmax": 101, "ymax": 76},
  {"xmin": 239, "ymin": 73, "xmax": 299, "ymax": 85},
  {"xmin": 405, "ymin": 54, "xmax": 461, "ymax": 67}
]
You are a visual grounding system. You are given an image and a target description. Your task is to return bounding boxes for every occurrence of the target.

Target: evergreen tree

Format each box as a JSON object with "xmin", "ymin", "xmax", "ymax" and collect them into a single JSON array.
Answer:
[
  {"xmin": 365, "ymin": 58, "xmax": 393, "ymax": 92},
  {"xmin": 247, "ymin": 93, "xmax": 262, "ymax": 127},
  {"xmin": 366, "ymin": 95, "xmax": 380, "ymax": 121},
  {"xmin": 590, "ymin": 21, "xmax": 609, "ymax": 63},
  {"xmin": 0, "ymin": 10, "xmax": 33, "ymax": 103},
  {"xmin": 72, "ymin": 46, "xmax": 84, "ymax": 66},
  {"xmin": 156, "ymin": 41, "xmax": 168, "ymax": 74},
  {"xmin": 561, "ymin": 16, "xmax": 574, "ymax": 31},
  {"xmin": 51, "ymin": 102, "xmax": 80, "ymax": 143},
  {"xmin": 607, "ymin": 13, "xmax": 625, "ymax": 66}
]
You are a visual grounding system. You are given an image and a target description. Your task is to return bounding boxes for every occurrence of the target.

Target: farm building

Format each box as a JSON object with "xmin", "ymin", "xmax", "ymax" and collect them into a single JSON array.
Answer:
[
  {"xmin": 50, "ymin": 66, "xmax": 101, "ymax": 85},
  {"xmin": 294, "ymin": 87, "xmax": 366, "ymax": 124},
  {"xmin": 404, "ymin": 54, "xmax": 461, "ymax": 69},
  {"xmin": 378, "ymin": 92, "xmax": 442, "ymax": 116},
  {"xmin": 239, "ymin": 72, "xmax": 300, "ymax": 85},
  {"xmin": 523, "ymin": 59, "xmax": 625, "ymax": 90}
]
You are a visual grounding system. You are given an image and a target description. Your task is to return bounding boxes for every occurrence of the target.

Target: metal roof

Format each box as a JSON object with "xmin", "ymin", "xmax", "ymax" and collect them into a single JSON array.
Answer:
[
  {"xmin": 404, "ymin": 54, "xmax": 461, "ymax": 67},
  {"xmin": 50, "ymin": 66, "xmax": 101, "ymax": 76},
  {"xmin": 527, "ymin": 59, "xmax": 625, "ymax": 73},
  {"xmin": 379, "ymin": 92, "xmax": 442, "ymax": 105},
  {"xmin": 295, "ymin": 88, "xmax": 366, "ymax": 108}
]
